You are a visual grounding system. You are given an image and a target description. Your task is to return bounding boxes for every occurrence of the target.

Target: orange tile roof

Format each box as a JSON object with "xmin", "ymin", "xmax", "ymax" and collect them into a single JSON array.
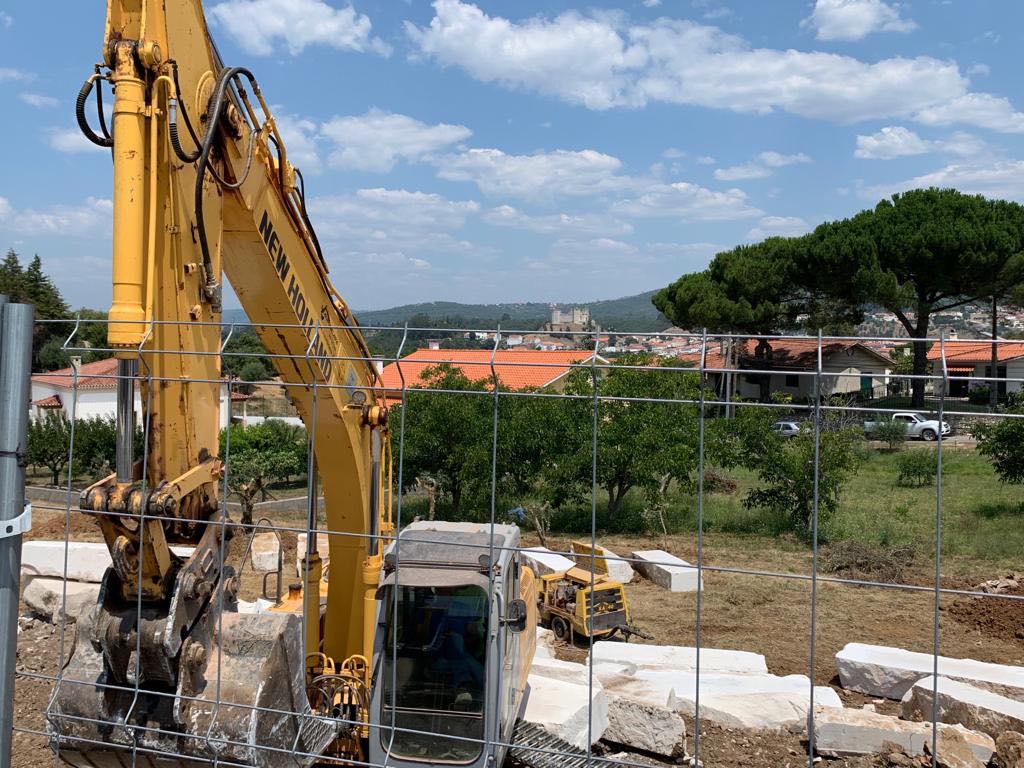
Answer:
[
  {"xmin": 926, "ymin": 340, "xmax": 1024, "ymax": 364},
  {"xmin": 31, "ymin": 357, "xmax": 120, "ymax": 390},
  {"xmin": 31, "ymin": 394, "xmax": 63, "ymax": 408},
  {"xmin": 378, "ymin": 349, "xmax": 598, "ymax": 401}
]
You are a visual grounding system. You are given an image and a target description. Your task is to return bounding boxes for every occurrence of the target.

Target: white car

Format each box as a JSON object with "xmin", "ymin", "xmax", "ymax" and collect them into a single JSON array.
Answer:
[
  {"xmin": 864, "ymin": 412, "xmax": 952, "ymax": 441},
  {"xmin": 771, "ymin": 420, "xmax": 802, "ymax": 438}
]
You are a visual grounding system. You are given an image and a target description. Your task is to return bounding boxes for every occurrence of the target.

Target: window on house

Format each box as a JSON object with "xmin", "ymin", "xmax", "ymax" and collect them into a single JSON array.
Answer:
[{"xmin": 785, "ymin": 374, "xmax": 799, "ymax": 388}]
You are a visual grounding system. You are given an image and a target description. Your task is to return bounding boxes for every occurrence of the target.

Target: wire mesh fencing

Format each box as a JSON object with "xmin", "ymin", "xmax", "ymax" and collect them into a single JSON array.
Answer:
[{"xmin": 10, "ymin": 319, "xmax": 1024, "ymax": 768}]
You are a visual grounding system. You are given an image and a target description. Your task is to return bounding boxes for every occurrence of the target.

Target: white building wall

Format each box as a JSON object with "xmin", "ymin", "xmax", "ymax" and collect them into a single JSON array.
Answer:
[{"xmin": 31, "ymin": 382, "xmax": 234, "ymax": 428}]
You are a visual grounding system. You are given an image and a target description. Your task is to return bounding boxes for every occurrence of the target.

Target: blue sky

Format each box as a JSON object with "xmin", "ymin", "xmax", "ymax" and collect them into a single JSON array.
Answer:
[{"xmin": 2, "ymin": 0, "xmax": 1024, "ymax": 311}]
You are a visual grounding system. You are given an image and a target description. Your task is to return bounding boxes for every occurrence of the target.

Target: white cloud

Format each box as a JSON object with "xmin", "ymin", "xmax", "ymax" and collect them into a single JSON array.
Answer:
[
  {"xmin": 662, "ymin": 147, "xmax": 686, "ymax": 159},
  {"xmin": 747, "ymin": 215, "xmax": 811, "ymax": 240},
  {"xmin": 802, "ymin": 0, "xmax": 916, "ymax": 42},
  {"xmin": 612, "ymin": 181, "xmax": 762, "ymax": 221},
  {"xmin": 0, "ymin": 196, "xmax": 112, "ymax": 236},
  {"xmin": 714, "ymin": 150, "xmax": 810, "ymax": 180},
  {"xmin": 854, "ymin": 125, "xmax": 929, "ymax": 159},
  {"xmin": 19, "ymin": 93, "xmax": 58, "ymax": 109},
  {"xmin": 967, "ymin": 63, "xmax": 990, "ymax": 78},
  {"xmin": 46, "ymin": 127, "xmax": 106, "ymax": 154},
  {"xmin": 913, "ymin": 94, "xmax": 1024, "ymax": 134},
  {"xmin": 434, "ymin": 147, "xmax": 633, "ymax": 199},
  {"xmin": 407, "ymin": 2, "xmax": 1021, "ymax": 134},
  {"xmin": 858, "ymin": 159, "xmax": 1024, "ymax": 202},
  {"xmin": 482, "ymin": 205, "xmax": 633, "ymax": 236},
  {"xmin": 207, "ymin": 0, "xmax": 390, "ymax": 56},
  {"xmin": 643, "ymin": 0, "xmax": 662, "ymax": 6},
  {"xmin": 320, "ymin": 109, "xmax": 471, "ymax": 172},
  {"xmin": 854, "ymin": 125, "xmax": 985, "ymax": 159},
  {"xmin": 0, "ymin": 12, "xmax": 12, "ymax": 28},
  {"xmin": 696, "ymin": 155, "xmax": 716, "ymax": 165},
  {"xmin": 0, "ymin": 68, "xmax": 29, "ymax": 82}
]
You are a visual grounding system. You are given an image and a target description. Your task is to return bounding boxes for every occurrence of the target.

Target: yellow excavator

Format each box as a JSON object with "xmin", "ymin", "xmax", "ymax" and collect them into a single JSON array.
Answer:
[{"xmin": 46, "ymin": 3, "xmax": 542, "ymax": 766}]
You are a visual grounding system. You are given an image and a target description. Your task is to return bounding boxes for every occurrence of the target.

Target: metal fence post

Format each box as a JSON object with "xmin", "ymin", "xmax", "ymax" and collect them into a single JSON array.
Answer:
[{"xmin": 0, "ymin": 298, "xmax": 34, "ymax": 768}]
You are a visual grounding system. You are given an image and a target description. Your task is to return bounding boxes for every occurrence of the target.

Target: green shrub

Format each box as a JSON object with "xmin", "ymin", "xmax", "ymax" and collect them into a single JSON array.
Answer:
[
  {"xmin": 968, "ymin": 386, "xmax": 992, "ymax": 405},
  {"xmin": 895, "ymin": 449, "xmax": 937, "ymax": 487},
  {"xmin": 872, "ymin": 419, "xmax": 908, "ymax": 451}
]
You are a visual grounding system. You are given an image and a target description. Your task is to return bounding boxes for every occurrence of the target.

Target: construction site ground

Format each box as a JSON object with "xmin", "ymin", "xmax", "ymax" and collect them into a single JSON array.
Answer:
[{"xmin": 12, "ymin": 508, "xmax": 1023, "ymax": 768}]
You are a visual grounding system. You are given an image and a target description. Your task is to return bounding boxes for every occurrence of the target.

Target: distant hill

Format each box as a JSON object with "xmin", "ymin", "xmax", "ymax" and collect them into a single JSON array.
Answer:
[
  {"xmin": 222, "ymin": 290, "xmax": 668, "ymax": 333},
  {"xmin": 354, "ymin": 290, "xmax": 668, "ymax": 332}
]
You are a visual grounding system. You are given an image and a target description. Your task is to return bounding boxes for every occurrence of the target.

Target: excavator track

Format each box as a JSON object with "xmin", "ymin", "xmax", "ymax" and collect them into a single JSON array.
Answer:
[{"xmin": 509, "ymin": 721, "xmax": 623, "ymax": 768}]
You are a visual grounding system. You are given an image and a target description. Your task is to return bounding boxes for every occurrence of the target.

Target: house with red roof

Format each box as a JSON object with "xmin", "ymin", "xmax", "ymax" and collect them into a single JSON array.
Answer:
[
  {"xmin": 678, "ymin": 338, "xmax": 894, "ymax": 401},
  {"xmin": 927, "ymin": 341, "xmax": 1024, "ymax": 399},
  {"xmin": 31, "ymin": 357, "xmax": 248, "ymax": 427},
  {"xmin": 377, "ymin": 348, "xmax": 607, "ymax": 404}
]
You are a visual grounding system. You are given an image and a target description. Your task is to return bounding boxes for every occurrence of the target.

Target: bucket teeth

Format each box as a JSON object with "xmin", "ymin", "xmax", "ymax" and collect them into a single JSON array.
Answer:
[{"xmin": 48, "ymin": 603, "xmax": 335, "ymax": 767}]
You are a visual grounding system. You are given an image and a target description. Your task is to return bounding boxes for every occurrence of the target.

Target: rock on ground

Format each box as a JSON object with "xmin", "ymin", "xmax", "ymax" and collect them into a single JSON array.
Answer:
[
  {"xmin": 994, "ymin": 731, "xmax": 1024, "ymax": 768},
  {"xmin": 522, "ymin": 674, "xmax": 608, "ymax": 748},
  {"xmin": 21, "ymin": 577, "xmax": 99, "ymax": 623},
  {"xmin": 603, "ymin": 694, "xmax": 686, "ymax": 757},
  {"xmin": 902, "ymin": 676, "xmax": 1024, "ymax": 740},
  {"xmin": 521, "ymin": 546, "xmax": 575, "ymax": 577},
  {"xmin": 250, "ymin": 532, "xmax": 281, "ymax": 572},
  {"xmin": 813, "ymin": 705, "xmax": 995, "ymax": 765},
  {"xmin": 836, "ymin": 642, "xmax": 1024, "ymax": 700},
  {"xmin": 630, "ymin": 549, "xmax": 701, "ymax": 592},
  {"xmin": 591, "ymin": 642, "xmax": 768, "ymax": 675},
  {"xmin": 534, "ymin": 626, "xmax": 557, "ymax": 659}
]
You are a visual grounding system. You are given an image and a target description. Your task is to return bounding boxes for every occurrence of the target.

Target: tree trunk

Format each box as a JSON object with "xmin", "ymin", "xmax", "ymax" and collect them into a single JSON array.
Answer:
[
  {"xmin": 450, "ymin": 483, "xmax": 462, "ymax": 518},
  {"xmin": 754, "ymin": 338, "xmax": 773, "ymax": 403},
  {"xmin": 910, "ymin": 311, "xmax": 931, "ymax": 409},
  {"xmin": 241, "ymin": 500, "xmax": 254, "ymax": 526},
  {"xmin": 606, "ymin": 482, "xmax": 630, "ymax": 515},
  {"xmin": 991, "ymin": 294, "xmax": 999, "ymax": 409}
]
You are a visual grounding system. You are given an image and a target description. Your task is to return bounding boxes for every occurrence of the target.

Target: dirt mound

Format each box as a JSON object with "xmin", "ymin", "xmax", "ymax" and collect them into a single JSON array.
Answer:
[
  {"xmin": 819, "ymin": 540, "xmax": 916, "ymax": 584},
  {"xmin": 948, "ymin": 584, "xmax": 1024, "ymax": 642},
  {"xmin": 27, "ymin": 510, "xmax": 104, "ymax": 542}
]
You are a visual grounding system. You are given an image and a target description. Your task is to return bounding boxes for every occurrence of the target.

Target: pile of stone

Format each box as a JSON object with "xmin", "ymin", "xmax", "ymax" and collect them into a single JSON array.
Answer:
[
  {"xmin": 976, "ymin": 573, "xmax": 1021, "ymax": 594},
  {"xmin": 814, "ymin": 642, "xmax": 1024, "ymax": 766},
  {"xmin": 522, "ymin": 633, "xmax": 840, "ymax": 758}
]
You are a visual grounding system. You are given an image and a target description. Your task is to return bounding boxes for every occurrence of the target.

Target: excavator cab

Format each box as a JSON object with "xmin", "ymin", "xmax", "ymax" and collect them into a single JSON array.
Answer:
[{"xmin": 369, "ymin": 522, "xmax": 536, "ymax": 768}]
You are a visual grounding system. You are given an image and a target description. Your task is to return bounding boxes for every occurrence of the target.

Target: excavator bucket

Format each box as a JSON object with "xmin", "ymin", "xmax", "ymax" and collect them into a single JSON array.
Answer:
[{"xmin": 48, "ymin": 596, "xmax": 335, "ymax": 768}]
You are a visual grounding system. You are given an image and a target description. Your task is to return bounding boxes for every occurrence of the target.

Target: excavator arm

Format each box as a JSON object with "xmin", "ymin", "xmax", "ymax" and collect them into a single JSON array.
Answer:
[{"xmin": 49, "ymin": 2, "xmax": 392, "ymax": 765}]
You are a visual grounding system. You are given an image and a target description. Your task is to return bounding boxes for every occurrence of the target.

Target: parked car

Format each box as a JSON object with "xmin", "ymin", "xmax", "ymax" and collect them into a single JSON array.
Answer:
[
  {"xmin": 772, "ymin": 420, "xmax": 802, "ymax": 438},
  {"xmin": 863, "ymin": 412, "xmax": 951, "ymax": 441}
]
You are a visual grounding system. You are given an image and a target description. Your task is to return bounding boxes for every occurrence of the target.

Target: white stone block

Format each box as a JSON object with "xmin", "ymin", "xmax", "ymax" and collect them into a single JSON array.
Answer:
[
  {"xmin": 521, "ymin": 546, "xmax": 575, "ymax": 577},
  {"xmin": 631, "ymin": 550, "xmax": 702, "ymax": 592},
  {"xmin": 250, "ymin": 532, "xmax": 280, "ymax": 572},
  {"xmin": 836, "ymin": 643, "xmax": 1024, "ymax": 700},
  {"xmin": 21, "ymin": 541, "xmax": 193, "ymax": 583},
  {"xmin": 813, "ymin": 706, "xmax": 995, "ymax": 764},
  {"xmin": 591, "ymin": 642, "xmax": 767, "ymax": 675},
  {"xmin": 21, "ymin": 577, "xmax": 99, "ymax": 623},
  {"xmin": 571, "ymin": 542, "xmax": 635, "ymax": 584},
  {"xmin": 534, "ymin": 626, "xmax": 556, "ymax": 659},
  {"xmin": 523, "ymin": 674, "xmax": 608, "ymax": 748},
  {"xmin": 529, "ymin": 657, "xmax": 598, "ymax": 687},
  {"xmin": 901, "ymin": 676, "xmax": 1024, "ymax": 740},
  {"xmin": 237, "ymin": 597, "xmax": 275, "ymax": 614},
  {"xmin": 295, "ymin": 533, "xmax": 331, "ymax": 577}
]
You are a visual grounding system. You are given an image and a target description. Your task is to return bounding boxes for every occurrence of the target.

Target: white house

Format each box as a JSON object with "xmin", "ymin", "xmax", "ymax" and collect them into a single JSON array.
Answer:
[
  {"xmin": 31, "ymin": 357, "xmax": 248, "ymax": 428},
  {"xmin": 929, "ymin": 341, "xmax": 1024, "ymax": 399}
]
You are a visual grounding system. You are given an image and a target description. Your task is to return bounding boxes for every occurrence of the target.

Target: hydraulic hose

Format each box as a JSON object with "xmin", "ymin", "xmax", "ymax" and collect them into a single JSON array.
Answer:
[{"xmin": 76, "ymin": 74, "xmax": 113, "ymax": 148}]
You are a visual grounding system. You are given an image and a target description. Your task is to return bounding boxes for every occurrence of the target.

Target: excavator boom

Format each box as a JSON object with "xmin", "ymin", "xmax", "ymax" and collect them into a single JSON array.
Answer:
[{"xmin": 47, "ymin": 2, "xmax": 535, "ymax": 766}]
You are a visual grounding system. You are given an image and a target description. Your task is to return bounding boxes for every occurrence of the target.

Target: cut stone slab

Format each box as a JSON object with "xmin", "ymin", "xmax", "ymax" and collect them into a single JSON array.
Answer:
[
  {"xmin": 295, "ymin": 533, "xmax": 331, "ymax": 576},
  {"xmin": 813, "ymin": 706, "xmax": 995, "ymax": 764},
  {"xmin": 523, "ymin": 674, "xmax": 608, "ymax": 748},
  {"xmin": 836, "ymin": 643, "xmax": 1024, "ymax": 700},
  {"xmin": 591, "ymin": 642, "xmax": 767, "ymax": 675},
  {"xmin": 530, "ymin": 657, "xmax": 596, "ymax": 687},
  {"xmin": 902, "ymin": 676, "xmax": 1024, "ymax": 740},
  {"xmin": 21, "ymin": 577, "xmax": 99, "ymax": 623},
  {"xmin": 521, "ymin": 546, "xmax": 575, "ymax": 578},
  {"xmin": 630, "ymin": 550, "xmax": 701, "ymax": 592},
  {"xmin": 21, "ymin": 541, "xmax": 193, "ymax": 583},
  {"xmin": 250, "ymin": 532, "xmax": 280, "ymax": 572},
  {"xmin": 237, "ymin": 597, "xmax": 275, "ymax": 614},
  {"xmin": 571, "ymin": 542, "xmax": 635, "ymax": 584},
  {"xmin": 603, "ymin": 693, "xmax": 686, "ymax": 757}
]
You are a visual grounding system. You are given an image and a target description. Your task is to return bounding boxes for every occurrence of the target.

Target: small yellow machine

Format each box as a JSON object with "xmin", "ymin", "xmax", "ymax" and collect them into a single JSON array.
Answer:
[{"xmin": 536, "ymin": 541, "xmax": 650, "ymax": 643}]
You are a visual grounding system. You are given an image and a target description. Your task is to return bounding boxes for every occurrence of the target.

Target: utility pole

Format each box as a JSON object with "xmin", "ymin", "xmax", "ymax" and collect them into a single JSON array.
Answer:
[
  {"xmin": 0, "ymin": 296, "xmax": 34, "ymax": 768},
  {"xmin": 990, "ymin": 294, "xmax": 999, "ymax": 410}
]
